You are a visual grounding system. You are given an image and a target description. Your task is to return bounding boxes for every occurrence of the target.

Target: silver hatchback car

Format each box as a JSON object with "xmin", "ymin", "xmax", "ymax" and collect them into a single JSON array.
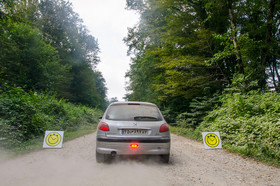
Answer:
[{"xmin": 96, "ymin": 101, "xmax": 170, "ymax": 163}]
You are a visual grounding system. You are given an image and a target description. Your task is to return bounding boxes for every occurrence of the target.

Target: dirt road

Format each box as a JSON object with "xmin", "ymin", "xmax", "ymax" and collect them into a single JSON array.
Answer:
[{"xmin": 0, "ymin": 133, "xmax": 279, "ymax": 186}]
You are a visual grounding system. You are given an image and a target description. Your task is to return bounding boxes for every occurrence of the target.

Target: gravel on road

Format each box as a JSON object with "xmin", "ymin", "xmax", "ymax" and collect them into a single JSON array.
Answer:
[{"xmin": 0, "ymin": 133, "xmax": 279, "ymax": 186}]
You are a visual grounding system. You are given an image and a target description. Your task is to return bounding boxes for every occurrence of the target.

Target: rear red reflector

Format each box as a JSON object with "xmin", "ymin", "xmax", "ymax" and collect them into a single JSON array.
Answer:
[
  {"xmin": 98, "ymin": 122, "xmax": 109, "ymax": 131},
  {"xmin": 130, "ymin": 144, "xmax": 139, "ymax": 148},
  {"xmin": 159, "ymin": 123, "xmax": 169, "ymax": 133}
]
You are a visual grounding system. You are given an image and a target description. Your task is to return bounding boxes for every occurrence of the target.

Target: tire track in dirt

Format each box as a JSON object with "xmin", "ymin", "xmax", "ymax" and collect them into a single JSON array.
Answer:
[{"xmin": 0, "ymin": 133, "xmax": 279, "ymax": 186}]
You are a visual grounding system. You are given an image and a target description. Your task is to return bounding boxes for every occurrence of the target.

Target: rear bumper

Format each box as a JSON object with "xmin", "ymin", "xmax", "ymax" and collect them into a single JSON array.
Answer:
[
  {"xmin": 97, "ymin": 137, "xmax": 170, "ymax": 143},
  {"xmin": 96, "ymin": 137, "xmax": 170, "ymax": 155}
]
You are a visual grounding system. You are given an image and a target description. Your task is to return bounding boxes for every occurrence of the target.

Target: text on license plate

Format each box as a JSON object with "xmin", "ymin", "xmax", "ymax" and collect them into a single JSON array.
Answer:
[{"xmin": 122, "ymin": 129, "xmax": 147, "ymax": 135}]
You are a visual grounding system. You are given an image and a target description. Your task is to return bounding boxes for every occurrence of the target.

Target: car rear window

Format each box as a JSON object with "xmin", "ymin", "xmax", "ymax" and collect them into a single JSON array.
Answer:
[{"xmin": 105, "ymin": 104, "xmax": 163, "ymax": 121}]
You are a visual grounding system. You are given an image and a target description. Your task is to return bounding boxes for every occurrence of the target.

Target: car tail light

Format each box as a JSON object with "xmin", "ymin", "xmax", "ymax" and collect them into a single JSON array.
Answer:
[
  {"xmin": 130, "ymin": 144, "xmax": 139, "ymax": 148},
  {"xmin": 98, "ymin": 122, "xmax": 109, "ymax": 131},
  {"xmin": 159, "ymin": 123, "xmax": 169, "ymax": 133}
]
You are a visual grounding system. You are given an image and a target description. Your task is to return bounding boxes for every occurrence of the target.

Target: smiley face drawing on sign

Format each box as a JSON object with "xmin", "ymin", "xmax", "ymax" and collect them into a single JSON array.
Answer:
[
  {"xmin": 205, "ymin": 133, "xmax": 219, "ymax": 147},
  {"xmin": 46, "ymin": 132, "xmax": 61, "ymax": 146}
]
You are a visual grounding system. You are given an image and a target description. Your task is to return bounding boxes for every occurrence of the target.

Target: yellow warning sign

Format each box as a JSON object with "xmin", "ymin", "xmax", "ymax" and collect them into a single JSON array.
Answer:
[
  {"xmin": 205, "ymin": 133, "xmax": 219, "ymax": 147},
  {"xmin": 43, "ymin": 131, "xmax": 64, "ymax": 148},
  {"xmin": 46, "ymin": 132, "xmax": 61, "ymax": 146},
  {"xmin": 202, "ymin": 132, "xmax": 222, "ymax": 149}
]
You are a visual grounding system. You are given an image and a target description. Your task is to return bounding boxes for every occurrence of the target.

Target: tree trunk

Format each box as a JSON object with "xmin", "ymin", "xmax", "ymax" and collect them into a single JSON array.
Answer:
[
  {"xmin": 272, "ymin": 60, "xmax": 280, "ymax": 92},
  {"xmin": 226, "ymin": 0, "xmax": 244, "ymax": 75},
  {"xmin": 260, "ymin": 0, "xmax": 275, "ymax": 89}
]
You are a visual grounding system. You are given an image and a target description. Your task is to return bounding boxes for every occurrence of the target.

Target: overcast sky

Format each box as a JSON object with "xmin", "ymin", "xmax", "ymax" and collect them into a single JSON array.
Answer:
[{"xmin": 69, "ymin": 0, "xmax": 139, "ymax": 101}]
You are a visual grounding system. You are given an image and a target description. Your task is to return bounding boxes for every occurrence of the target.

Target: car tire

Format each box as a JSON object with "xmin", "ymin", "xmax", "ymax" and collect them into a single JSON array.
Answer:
[
  {"xmin": 160, "ymin": 154, "xmax": 170, "ymax": 163},
  {"xmin": 96, "ymin": 151, "xmax": 112, "ymax": 163}
]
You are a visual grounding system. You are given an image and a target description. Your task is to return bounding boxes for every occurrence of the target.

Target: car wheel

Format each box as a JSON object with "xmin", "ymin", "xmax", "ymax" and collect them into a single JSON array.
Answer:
[
  {"xmin": 160, "ymin": 154, "xmax": 170, "ymax": 163},
  {"xmin": 96, "ymin": 151, "xmax": 111, "ymax": 163}
]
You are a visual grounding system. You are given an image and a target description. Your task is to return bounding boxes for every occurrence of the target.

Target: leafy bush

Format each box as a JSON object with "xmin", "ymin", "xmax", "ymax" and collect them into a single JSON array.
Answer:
[
  {"xmin": 0, "ymin": 20, "xmax": 70, "ymax": 96},
  {"xmin": 196, "ymin": 91, "xmax": 280, "ymax": 163},
  {"xmin": 176, "ymin": 95, "xmax": 220, "ymax": 128},
  {"xmin": 161, "ymin": 108, "xmax": 178, "ymax": 125},
  {"xmin": 0, "ymin": 85, "xmax": 99, "ymax": 148}
]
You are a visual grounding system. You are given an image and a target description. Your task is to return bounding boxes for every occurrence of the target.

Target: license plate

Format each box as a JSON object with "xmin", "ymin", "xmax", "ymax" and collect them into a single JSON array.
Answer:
[{"xmin": 122, "ymin": 129, "xmax": 147, "ymax": 135}]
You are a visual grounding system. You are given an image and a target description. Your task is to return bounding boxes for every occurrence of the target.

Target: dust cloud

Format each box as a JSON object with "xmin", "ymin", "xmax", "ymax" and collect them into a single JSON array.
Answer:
[
  {"xmin": 0, "ymin": 148, "xmax": 12, "ymax": 163},
  {"xmin": 2, "ymin": 133, "xmax": 280, "ymax": 185},
  {"xmin": 0, "ymin": 134, "xmax": 169, "ymax": 186}
]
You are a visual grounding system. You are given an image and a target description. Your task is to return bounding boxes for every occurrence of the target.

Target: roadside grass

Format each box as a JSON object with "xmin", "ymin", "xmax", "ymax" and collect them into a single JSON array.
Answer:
[
  {"xmin": 0, "ymin": 124, "xmax": 97, "ymax": 160},
  {"xmin": 221, "ymin": 144, "xmax": 280, "ymax": 168},
  {"xmin": 170, "ymin": 126, "xmax": 201, "ymax": 141},
  {"xmin": 170, "ymin": 91, "xmax": 280, "ymax": 168},
  {"xmin": 0, "ymin": 85, "xmax": 102, "ymax": 161},
  {"xmin": 64, "ymin": 124, "xmax": 97, "ymax": 141},
  {"xmin": 170, "ymin": 126, "xmax": 280, "ymax": 168}
]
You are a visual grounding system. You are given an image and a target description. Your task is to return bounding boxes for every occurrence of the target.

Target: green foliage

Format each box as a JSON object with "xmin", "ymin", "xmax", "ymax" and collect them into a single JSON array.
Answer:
[
  {"xmin": 160, "ymin": 108, "xmax": 178, "ymax": 125},
  {"xmin": 170, "ymin": 126, "xmax": 202, "ymax": 141},
  {"xmin": 125, "ymin": 1, "xmax": 280, "ymax": 166},
  {"xmin": 125, "ymin": 52, "xmax": 161, "ymax": 104},
  {"xmin": 0, "ymin": 0, "xmax": 108, "ymax": 109},
  {"xmin": 195, "ymin": 91, "xmax": 280, "ymax": 164},
  {"xmin": 176, "ymin": 95, "xmax": 220, "ymax": 129},
  {"xmin": 125, "ymin": 0, "xmax": 224, "ymax": 114},
  {"xmin": 125, "ymin": 0, "xmax": 280, "ymax": 113},
  {"xmin": 37, "ymin": 0, "xmax": 107, "ymax": 108},
  {"xmin": 0, "ymin": 0, "xmax": 108, "ymax": 152},
  {"xmin": 0, "ymin": 20, "xmax": 70, "ymax": 94},
  {"xmin": 0, "ymin": 85, "xmax": 99, "ymax": 148}
]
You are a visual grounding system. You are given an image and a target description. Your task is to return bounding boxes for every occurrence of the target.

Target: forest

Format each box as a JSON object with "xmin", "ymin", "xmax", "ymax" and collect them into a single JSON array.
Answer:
[
  {"xmin": 124, "ymin": 0, "xmax": 280, "ymax": 163},
  {"xmin": 125, "ymin": 0, "xmax": 279, "ymax": 123},
  {"xmin": 0, "ymin": 0, "xmax": 107, "ymax": 148},
  {"xmin": 1, "ymin": 0, "xmax": 107, "ymax": 109},
  {"xmin": 1, "ymin": 0, "xmax": 280, "ymax": 163}
]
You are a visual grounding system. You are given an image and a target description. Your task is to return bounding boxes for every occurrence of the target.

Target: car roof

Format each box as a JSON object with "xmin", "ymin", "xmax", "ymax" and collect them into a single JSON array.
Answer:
[{"xmin": 109, "ymin": 101, "xmax": 157, "ymax": 107}]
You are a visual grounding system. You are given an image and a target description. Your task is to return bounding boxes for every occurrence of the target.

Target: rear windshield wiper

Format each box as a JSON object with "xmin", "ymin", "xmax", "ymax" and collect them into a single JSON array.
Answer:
[{"xmin": 134, "ymin": 116, "xmax": 158, "ymax": 121}]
